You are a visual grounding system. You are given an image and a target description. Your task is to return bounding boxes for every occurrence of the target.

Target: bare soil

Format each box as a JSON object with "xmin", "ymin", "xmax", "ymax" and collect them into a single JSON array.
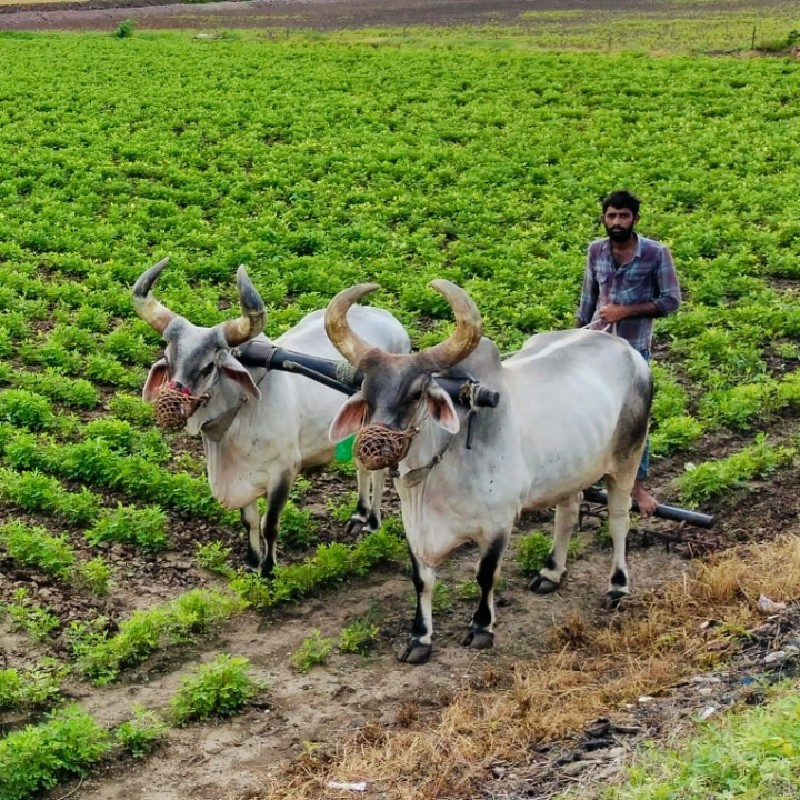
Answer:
[{"xmin": 0, "ymin": 0, "xmax": 790, "ymax": 34}]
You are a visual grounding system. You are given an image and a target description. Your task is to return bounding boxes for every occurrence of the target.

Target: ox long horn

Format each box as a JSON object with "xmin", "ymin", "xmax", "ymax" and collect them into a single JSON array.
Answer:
[
  {"xmin": 132, "ymin": 257, "xmax": 177, "ymax": 335},
  {"xmin": 221, "ymin": 265, "xmax": 266, "ymax": 346},
  {"xmin": 325, "ymin": 283, "xmax": 381, "ymax": 368},
  {"xmin": 416, "ymin": 279, "xmax": 483, "ymax": 371}
]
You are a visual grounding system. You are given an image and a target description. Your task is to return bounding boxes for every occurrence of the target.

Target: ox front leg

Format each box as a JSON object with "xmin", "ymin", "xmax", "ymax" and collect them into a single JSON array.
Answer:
[
  {"xmin": 259, "ymin": 474, "xmax": 292, "ymax": 579},
  {"xmin": 398, "ymin": 547, "xmax": 435, "ymax": 664},
  {"xmin": 240, "ymin": 502, "xmax": 262, "ymax": 572},
  {"xmin": 462, "ymin": 536, "xmax": 505, "ymax": 650},
  {"xmin": 348, "ymin": 462, "xmax": 384, "ymax": 534},
  {"xmin": 604, "ymin": 479, "xmax": 632, "ymax": 606},
  {"xmin": 529, "ymin": 492, "xmax": 580, "ymax": 594}
]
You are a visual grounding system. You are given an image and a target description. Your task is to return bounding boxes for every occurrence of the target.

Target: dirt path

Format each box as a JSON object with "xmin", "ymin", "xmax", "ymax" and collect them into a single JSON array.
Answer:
[
  {"xmin": 63, "ymin": 538, "xmax": 687, "ymax": 800},
  {"xmin": 0, "ymin": 0, "xmax": 782, "ymax": 34}
]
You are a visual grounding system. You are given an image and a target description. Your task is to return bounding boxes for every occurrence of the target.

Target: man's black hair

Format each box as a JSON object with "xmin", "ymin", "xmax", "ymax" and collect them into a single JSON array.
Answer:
[{"xmin": 601, "ymin": 190, "xmax": 640, "ymax": 215}]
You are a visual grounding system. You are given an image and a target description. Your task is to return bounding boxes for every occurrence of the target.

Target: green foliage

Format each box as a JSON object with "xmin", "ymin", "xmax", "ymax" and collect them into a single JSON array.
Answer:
[
  {"xmin": 107, "ymin": 393, "xmax": 155, "ymax": 426},
  {"xmin": 650, "ymin": 364, "xmax": 688, "ymax": 423},
  {"xmin": 676, "ymin": 435, "xmax": 796, "ymax": 506},
  {"xmin": 112, "ymin": 19, "xmax": 135, "ymax": 38},
  {"xmin": 76, "ymin": 557, "xmax": 113, "ymax": 596},
  {"xmin": 0, "ymin": 389, "xmax": 53, "ymax": 430},
  {"xmin": 432, "ymin": 582, "xmax": 453, "ymax": 614},
  {"xmin": 85, "ymin": 504, "xmax": 168, "ymax": 552},
  {"xmin": 194, "ymin": 540, "xmax": 235, "ymax": 577},
  {"xmin": 339, "ymin": 619, "xmax": 380, "ymax": 654},
  {"xmin": 72, "ymin": 589, "xmax": 245, "ymax": 685},
  {"xmin": 114, "ymin": 706, "xmax": 167, "ymax": 757},
  {"xmin": 230, "ymin": 526, "xmax": 405, "ymax": 610},
  {"xmin": 169, "ymin": 654, "xmax": 263, "ymax": 724},
  {"xmin": 456, "ymin": 580, "xmax": 481, "ymax": 601},
  {"xmin": 516, "ymin": 530, "xmax": 582, "ymax": 574},
  {"xmin": 0, "ymin": 521, "xmax": 75, "ymax": 579},
  {"xmin": 277, "ymin": 501, "xmax": 317, "ymax": 549},
  {"xmin": 292, "ymin": 631, "xmax": 333, "ymax": 673},
  {"xmin": 0, "ymin": 660, "xmax": 66, "ymax": 711},
  {"xmin": 0, "ymin": 468, "xmax": 101, "ymax": 524},
  {"xmin": 607, "ymin": 683, "xmax": 800, "ymax": 800},
  {"xmin": 326, "ymin": 492, "xmax": 359, "ymax": 524},
  {"xmin": 651, "ymin": 415, "xmax": 704, "ymax": 457},
  {"xmin": 0, "ymin": 705, "xmax": 110, "ymax": 800},
  {"xmin": 2, "ymin": 590, "xmax": 61, "ymax": 641}
]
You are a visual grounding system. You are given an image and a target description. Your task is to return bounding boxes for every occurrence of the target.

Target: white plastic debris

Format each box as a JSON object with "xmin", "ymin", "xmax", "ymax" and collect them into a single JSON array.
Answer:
[
  {"xmin": 326, "ymin": 781, "xmax": 368, "ymax": 792},
  {"xmin": 757, "ymin": 594, "xmax": 787, "ymax": 615},
  {"xmin": 697, "ymin": 706, "xmax": 717, "ymax": 721}
]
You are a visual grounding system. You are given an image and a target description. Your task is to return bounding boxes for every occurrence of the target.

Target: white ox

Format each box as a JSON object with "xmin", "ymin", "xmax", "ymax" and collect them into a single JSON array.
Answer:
[
  {"xmin": 324, "ymin": 280, "xmax": 652, "ymax": 663},
  {"xmin": 133, "ymin": 259, "xmax": 411, "ymax": 577}
]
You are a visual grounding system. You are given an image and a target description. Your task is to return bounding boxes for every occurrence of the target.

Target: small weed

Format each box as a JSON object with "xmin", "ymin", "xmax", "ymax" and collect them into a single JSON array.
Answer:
[
  {"xmin": 76, "ymin": 556, "xmax": 113, "ymax": 596},
  {"xmin": 115, "ymin": 705, "xmax": 167, "ymax": 757},
  {"xmin": 195, "ymin": 540, "xmax": 235, "ymax": 577},
  {"xmin": 292, "ymin": 630, "xmax": 333, "ymax": 673},
  {"xmin": 170, "ymin": 654, "xmax": 263, "ymax": 724},
  {"xmin": 339, "ymin": 619, "xmax": 380, "ymax": 654}
]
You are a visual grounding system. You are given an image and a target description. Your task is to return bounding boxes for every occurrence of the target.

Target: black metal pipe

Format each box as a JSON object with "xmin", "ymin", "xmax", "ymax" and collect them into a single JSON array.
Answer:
[
  {"xmin": 581, "ymin": 487, "xmax": 714, "ymax": 529},
  {"xmin": 235, "ymin": 341, "xmax": 500, "ymax": 408}
]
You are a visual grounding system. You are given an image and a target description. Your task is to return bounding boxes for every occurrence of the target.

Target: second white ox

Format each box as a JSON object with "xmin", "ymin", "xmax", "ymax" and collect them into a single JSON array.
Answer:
[
  {"xmin": 133, "ymin": 259, "xmax": 411, "ymax": 577},
  {"xmin": 325, "ymin": 280, "xmax": 652, "ymax": 663}
]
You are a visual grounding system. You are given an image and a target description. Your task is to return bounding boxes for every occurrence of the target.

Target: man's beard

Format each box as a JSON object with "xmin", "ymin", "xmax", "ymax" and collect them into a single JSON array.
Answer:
[{"xmin": 606, "ymin": 224, "xmax": 635, "ymax": 243}]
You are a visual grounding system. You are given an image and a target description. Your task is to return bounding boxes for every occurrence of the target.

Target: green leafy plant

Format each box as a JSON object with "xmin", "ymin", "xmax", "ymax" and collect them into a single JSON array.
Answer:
[
  {"xmin": 291, "ymin": 631, "xmax": 333, "ymax": 673},
  {"xmin": 0, "ymin": 520, "xmax": 75, "ymax": 579},
  {"xmin": 85, "ymin": 504, "xmax": 169, "ymax": 552},
  {"xmin": 0, "ymin": 705, "xmax": 111, "ymax": 800},
  {"xmin": 0, "ymin": 389, "xmax": 54, "ymax": 430},
  {"xmin": 2, "ymin": 589, "xmax": 61, "ymax": 641},
  {"xmin": 76, "ymin": 557, "xmax": 114, "ymax": 596},
  {"xmin": 115, "ymin": 706, "xmax": 167, "ymax": 757},
  {"xmin": 112, "ymin": 18, "xmax": 135, "ymax": 38},
  {"xmin": 516, "ymin": 530, "xmax": 583, "ymax": 574},
  {"xmin": 194, "ymin": 540, "xmax": 235, "ymax": 577},
  {"xmin": 169, "ymin": 654, "xmax": 263, "ymax": 724},
  {"xmin": 339, "ymin": 619, "xmax": 380, "ymax": 654}
]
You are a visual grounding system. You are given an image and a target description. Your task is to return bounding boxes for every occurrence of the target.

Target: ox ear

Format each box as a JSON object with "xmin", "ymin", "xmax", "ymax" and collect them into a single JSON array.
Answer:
[
  {"xmin": 143, "ymin": 358, "xmax": 170, "ymax": 403},
  {"xmin": 219, "ymin": 352, "xmax": 261, "ymax": 400},
  {"xmin": 426, "ymin": 383, "xmax": 460, "ymax": 434},
  {"xmin": 329, "ymin": 393, "xmax": 366, "ymax": 443}
]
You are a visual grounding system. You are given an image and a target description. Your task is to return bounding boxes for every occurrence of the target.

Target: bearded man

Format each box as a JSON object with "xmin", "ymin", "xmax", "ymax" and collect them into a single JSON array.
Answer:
[{"xmin": 575, "ymin": 189, "xmax": 681, "ymax": 516}]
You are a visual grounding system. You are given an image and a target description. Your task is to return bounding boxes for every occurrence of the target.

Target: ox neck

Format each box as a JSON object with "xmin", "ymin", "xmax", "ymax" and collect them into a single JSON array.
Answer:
[
  {"xmin": 200, "ymin": 367, "xmax": 269, "ymax": 442},
  {"xmin": 396, "ymin": 417, "xmax": 455, "ymax": 488}
]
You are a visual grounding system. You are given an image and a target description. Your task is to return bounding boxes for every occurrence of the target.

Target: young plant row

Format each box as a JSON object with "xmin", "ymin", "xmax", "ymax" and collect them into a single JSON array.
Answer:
[{"xmin": 0, "ymin": 654, "xmax": 264, "ymax": 800}]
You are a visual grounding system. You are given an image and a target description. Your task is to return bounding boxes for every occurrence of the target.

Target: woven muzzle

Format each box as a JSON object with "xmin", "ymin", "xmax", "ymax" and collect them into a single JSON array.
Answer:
[
  {"xmin": 154, "ymin": 381, "xmax": 204, "ymax": 430},
  {"xmin": 354, "ymin": 424, "xmax": 416, "ymax": 471}
]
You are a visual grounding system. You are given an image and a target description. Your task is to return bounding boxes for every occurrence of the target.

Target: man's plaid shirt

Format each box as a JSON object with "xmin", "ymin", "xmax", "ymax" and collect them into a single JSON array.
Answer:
[{"xmin": 576, "ymin": 234, "xmax": 681, "ymax": 351}]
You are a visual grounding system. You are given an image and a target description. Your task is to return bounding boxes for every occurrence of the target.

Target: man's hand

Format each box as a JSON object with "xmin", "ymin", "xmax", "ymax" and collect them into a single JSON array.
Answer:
[{"xmin": 598, "ymin": 304, "xmax": 629, "ymax": 324}]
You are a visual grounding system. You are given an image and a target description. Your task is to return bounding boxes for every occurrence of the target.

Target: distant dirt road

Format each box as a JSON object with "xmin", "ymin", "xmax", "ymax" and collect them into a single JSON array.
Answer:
[{"xmin": 0, "ymin": 0, "xmax": 729, "ymax": 34}]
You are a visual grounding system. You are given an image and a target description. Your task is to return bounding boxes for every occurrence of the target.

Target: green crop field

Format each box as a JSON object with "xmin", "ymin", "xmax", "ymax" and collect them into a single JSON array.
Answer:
[{"xmin": 0, "ymin": 25, "xmax": 799, "ymax": 800}]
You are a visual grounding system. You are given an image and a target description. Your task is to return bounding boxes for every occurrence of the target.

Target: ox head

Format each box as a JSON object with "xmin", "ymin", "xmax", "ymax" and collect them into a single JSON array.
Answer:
[
  {"xmin": 133, "ymin": 258, "xmax": 266, "ymax": 433},
  {"xmin": 325, "ymin": 280, "xmax": 483, "ymax": 469}
]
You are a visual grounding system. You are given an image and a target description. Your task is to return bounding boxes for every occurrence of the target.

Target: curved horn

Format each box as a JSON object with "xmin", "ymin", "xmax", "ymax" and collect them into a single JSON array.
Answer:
[
  {"xmin": 132, "ymin": 257, "xmax": 177, "ymax": 335},
  {"xmin": 222, "ymin": 266, "xmax": 266, "ymax": 346},
  {"xmin": 416, "ymin": 279, "xmax": 483, "ymax": 371},
  {"xmin": 325, "ymin": 283, "xmax": 381, "ymax": 368}
]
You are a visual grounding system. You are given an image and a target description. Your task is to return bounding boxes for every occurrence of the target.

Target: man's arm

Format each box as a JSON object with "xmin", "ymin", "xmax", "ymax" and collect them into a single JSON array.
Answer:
[
  {"xmin": 575, "ymin": 247, "xmax": 599, "ymax": 327},
  {"xmin": 653, "ymin": 244, "xmax": 681, "ymax": 317}
]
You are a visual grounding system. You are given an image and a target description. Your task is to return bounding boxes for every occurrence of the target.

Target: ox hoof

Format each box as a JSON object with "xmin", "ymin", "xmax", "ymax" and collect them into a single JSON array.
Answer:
[
  {"xmin": 397, "ymin": 640, "xmax": 432, "ymax": 664},
  {"xmin": 529, "ymin": 572, "xmax": 562, "ymax": 594},
  {"xmin": 603, "ymin": 590, "xmax": 630, "ymax": 610},
  {"xmin": 345, "ymin": 516, "xmax": 366, "ymax": 536},
  {"xmin": 462, "ymin": 629, "xmax": 494, "ymax": 650}
]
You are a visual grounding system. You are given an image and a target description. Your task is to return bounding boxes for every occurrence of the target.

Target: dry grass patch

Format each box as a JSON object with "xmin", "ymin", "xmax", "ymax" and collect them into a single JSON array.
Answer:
[{"xmin": 261, "ymin": 535, "xmax": 800, "ymax": 800}]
